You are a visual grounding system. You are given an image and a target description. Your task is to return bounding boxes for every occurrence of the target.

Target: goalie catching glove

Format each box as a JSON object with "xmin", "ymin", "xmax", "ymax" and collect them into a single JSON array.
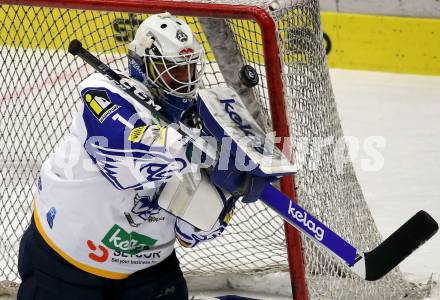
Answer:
[{"xmin": 188, "ymin": 87, "xmax": 297, "ymax": 203}]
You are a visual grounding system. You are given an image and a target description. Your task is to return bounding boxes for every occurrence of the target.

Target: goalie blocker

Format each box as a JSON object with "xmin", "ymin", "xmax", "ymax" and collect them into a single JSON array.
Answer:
[{"xmin": 160, "ymin": 87, "xmax": 297, "ymax": 230}]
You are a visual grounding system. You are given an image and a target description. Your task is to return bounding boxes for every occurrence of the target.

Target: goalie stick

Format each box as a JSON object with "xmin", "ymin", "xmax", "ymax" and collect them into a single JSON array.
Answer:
[
  {"xmin": 68, "ymin": 39, "xmax": 439, "ymax": 281},
  {"xmin": 260, "ymin": 184, "xmax": 438, "ymax": 281}
]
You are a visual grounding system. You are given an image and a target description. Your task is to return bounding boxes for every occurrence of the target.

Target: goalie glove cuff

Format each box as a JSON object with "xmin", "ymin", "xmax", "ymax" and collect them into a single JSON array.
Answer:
[
  {"xmin": 209, "ymin": 159, "xmax": 246, "ymax": 196},
  {"xmin": 210, "ymin": 159, "xmax": 276, "ymax": 203},
  {"xmin": 241, "ymin": 175, "xmax": 267, "ymax": 203}
]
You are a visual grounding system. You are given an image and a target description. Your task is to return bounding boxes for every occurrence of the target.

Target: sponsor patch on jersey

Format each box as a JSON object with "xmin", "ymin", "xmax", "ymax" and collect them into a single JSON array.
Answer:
[
  {"xmin": 46, "ymin": 207, "xmax": 56, "ymax": 229},
  {"xmin": 101, "ymin": 224, "xmax": 157, "ymax": 255},
  {"xmin": 86, "ymin": 240, "xmax": 109, "ymax": 263},
  {"xmin": 82, "ymin": 89, "xmax": 118, "ymax": 123},
  {"xmin": 156, "ymin": 126, "xmax": 167, "ymax": 147},
  {"xmin": 128, "ymin": 125, "xmax": 148, "ymax": 143}
]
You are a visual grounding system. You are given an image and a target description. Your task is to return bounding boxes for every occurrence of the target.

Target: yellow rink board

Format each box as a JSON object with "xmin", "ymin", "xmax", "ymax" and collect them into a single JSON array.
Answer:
[
  {"xmin": 322, "ymin": 12, "xmax": 440, "ymax": 75},
  {"xmin": 1, "ymin": 5, "xmax": 440, "ymax": 75},
  {"xmin": 0, "ymin": 6, "xmax": 217, "ymax": 60}
]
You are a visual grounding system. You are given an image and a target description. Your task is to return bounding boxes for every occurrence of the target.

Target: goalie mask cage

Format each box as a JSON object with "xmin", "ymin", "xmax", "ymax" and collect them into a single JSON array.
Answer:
[{"xmin": 0, "ymin": 0, "xmax": 428, "ymax": 299}]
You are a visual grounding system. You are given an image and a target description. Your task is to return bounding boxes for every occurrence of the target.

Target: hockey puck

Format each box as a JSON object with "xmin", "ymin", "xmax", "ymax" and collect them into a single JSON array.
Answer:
[{"xmin": 239, "ymin": 65, "xmax": 259, "ymax": 87}]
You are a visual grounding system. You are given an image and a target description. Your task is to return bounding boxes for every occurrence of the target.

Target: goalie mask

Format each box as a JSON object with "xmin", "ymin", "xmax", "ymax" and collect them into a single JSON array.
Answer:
[{"xmin": 128, "ymin": 13, "xmax": 205, "ymax": 100}]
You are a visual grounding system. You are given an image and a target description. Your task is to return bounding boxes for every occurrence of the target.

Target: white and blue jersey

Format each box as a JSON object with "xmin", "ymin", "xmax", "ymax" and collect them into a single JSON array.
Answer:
[{"xmin": 33, "ymin": 72, "xmax": 232, "ymax": 279}]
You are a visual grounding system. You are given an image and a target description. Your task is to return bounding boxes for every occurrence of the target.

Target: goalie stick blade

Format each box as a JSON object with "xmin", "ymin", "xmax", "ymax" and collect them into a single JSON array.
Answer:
[
  {"xmin": 260, "ymin": 184, "xmax": 438, "ymax": 281},
  {"xmin": 363, "ymin": 210, "xmax": 438, "ymax": 281}
]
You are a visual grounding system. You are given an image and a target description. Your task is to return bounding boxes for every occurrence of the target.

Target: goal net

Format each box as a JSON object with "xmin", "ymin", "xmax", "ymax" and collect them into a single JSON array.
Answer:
[{"xmin": 0, "ymin": 0, "xmax": 427, "ymax": 298}]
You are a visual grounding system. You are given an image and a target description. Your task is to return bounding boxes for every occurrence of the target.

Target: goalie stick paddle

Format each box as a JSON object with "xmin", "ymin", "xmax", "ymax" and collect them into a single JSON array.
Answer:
[
  {"xmin": 260, "ymin": 183, "xmax": 439, "ymax": 281},
  {"xmin": 68, "ymin": 39, "xmax": 439, "ymax": 281}
]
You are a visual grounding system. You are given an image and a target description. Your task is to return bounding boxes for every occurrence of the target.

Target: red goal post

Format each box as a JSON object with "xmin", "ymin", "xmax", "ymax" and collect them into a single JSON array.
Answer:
[{"xmin": 0, "ymin": 0, "xmax": 307, "ymax": 299}]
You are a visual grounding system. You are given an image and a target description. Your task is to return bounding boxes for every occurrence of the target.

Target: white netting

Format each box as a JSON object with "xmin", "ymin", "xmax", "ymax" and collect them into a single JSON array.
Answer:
[{"xmin": 0, "ymin": 1, "xmax": 427, "ymax": 299}]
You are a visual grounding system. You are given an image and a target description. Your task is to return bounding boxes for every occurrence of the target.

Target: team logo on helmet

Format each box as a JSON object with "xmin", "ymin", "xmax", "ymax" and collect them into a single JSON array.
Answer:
[{"xmin": 176, "ymin": 29, "xmax": 188, "ymax": 42}]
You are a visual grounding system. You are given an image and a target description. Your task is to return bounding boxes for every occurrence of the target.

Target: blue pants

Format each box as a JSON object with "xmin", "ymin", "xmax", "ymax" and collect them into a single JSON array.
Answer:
[{"xmin": 17, "ymin": 218, "xmax": 188, "ymax": 300}]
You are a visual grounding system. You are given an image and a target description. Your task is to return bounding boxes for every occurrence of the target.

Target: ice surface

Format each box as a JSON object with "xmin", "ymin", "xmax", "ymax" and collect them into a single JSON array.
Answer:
[{"xmin": 330, "ymin": 69, "xmax": 440, "ymax": 278}]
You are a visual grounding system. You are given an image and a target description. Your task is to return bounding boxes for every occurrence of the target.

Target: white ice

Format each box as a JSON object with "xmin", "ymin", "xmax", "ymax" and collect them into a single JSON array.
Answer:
[{"xmin": 331, "ymin": 69, "xmax": 440, "ymax": 278}]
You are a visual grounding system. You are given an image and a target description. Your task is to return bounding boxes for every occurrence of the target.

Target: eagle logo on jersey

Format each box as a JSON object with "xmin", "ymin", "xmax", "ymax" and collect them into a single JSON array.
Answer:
[
  {"xmin": 91, "ymin": 144, "xmax": 188, "ymax": 190},
  {"xmin": 124, "ymin": 193, "xmax": 164, "ymax": 227}
]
